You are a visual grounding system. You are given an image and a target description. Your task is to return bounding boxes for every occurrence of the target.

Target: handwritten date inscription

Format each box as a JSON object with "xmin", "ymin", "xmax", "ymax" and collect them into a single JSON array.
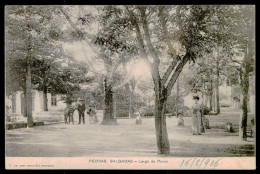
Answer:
[{"xmin": 180, "ymin": 158, "xmax": 222, "ymax": 169}]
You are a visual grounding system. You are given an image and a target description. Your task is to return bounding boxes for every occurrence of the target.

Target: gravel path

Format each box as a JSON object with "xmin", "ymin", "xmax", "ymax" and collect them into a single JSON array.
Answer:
[{"xmin": 5, "ymin": 109, "xmax": 255, "ymax": 157}]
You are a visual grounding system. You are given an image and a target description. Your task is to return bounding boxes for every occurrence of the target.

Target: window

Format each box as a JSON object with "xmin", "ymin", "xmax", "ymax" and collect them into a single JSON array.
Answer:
[{"xmin": 51, "ymin": 94, "xmax": 57, "ymax": 106}]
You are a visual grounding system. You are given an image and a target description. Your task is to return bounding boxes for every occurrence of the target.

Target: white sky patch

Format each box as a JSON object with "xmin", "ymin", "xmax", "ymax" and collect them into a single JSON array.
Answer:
[
  {"xmin": 134, "ymin": 60, "xmax": 150, "ymax": 77},
  {"xmin": 63, "ymin": 41, "xmax": 94, "ymax": 62},
  {"xmin": 80, "ymin": 82, "xmax": 99, "ymax": 90},
  {"xmin": 126, "ymin": 59, "xmax": 152, "ymax": 80},
  {"xmin": 235, "ymin": 54, "xmax": 244, "ymax": 61},
  {"xmin": 62, "ymin": 41, "xmax": 106, "ymax": 74},
  {"xmin": 199, "ymin": 31, "xmax": 206, "ymax": 36}
]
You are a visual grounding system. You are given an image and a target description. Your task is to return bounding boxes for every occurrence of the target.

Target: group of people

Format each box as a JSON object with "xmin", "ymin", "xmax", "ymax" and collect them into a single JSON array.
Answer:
[
  {"xmin": 64, "ymin": 96, "xmax": 207, "ymax": 133},
  {"xmin": 64, "ymin": 99, "xmax": 98, "ymax": 125}
]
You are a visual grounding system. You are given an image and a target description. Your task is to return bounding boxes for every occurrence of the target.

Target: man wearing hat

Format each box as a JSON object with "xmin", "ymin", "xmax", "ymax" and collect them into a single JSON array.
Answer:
[{"xmin": 77, "ymin": 99, "xmax": 86, "ymax": 124}]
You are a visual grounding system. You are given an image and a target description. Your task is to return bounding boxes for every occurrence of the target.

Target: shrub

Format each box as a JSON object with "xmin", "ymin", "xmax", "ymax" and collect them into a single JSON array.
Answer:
[
  {"xmin": 144, "ymin": 110, "xmax": 154, "ymax": 117},
  {"xmin": 220, "ymin": 104, "xmax": 230, "ymax": 107},
  {"xmin": 138, "ymin": 106, "xmax": 154, "ymax": 117},
  {"xmin": 116, "ymin": 109, "xmax": 129, "ymax": 118},
  {"xmin": 176, "ymin": 106, "xmax": 191, "ymax": 117},
  {"xmin": 201, "ymin": 105, "xmax": 211, "ymax": 115}
]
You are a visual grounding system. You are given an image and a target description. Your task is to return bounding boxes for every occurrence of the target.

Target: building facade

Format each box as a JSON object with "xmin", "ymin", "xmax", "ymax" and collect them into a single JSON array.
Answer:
[{"xmin": 6, "ymin": 90, "xmax": 66, "ymax": 116}]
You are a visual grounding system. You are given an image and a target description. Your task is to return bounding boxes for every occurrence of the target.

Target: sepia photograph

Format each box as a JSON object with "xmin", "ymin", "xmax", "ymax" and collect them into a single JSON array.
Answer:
[{"xmin": 5, "ymin": 5, "xmax": 255, "ymax": 169}]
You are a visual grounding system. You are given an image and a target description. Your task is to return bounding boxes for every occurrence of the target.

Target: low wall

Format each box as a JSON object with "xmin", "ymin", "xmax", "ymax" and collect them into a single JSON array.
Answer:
[{"xmin": 6, "ymin": 121, "xmax": 44, "ymax": 130}]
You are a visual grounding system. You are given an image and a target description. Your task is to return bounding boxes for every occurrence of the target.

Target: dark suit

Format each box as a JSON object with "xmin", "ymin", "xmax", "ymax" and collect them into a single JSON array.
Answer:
[{"xmin": 78, "ymin": 102, "xmax": 86, "ymax": 124}]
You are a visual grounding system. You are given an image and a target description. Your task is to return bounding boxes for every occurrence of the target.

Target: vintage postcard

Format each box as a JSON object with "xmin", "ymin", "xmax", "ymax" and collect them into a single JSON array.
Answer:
[{"xmin": 5, "ymin": 5, "xmax": 255, "ymax": 170}]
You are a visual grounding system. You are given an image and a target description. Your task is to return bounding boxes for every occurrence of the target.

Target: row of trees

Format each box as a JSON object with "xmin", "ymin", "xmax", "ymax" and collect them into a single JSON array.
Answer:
[
  {"xmin": 5, "ymin": 5, "xmax": 255, "ymax": 154},
  {"xmin": 184, "ymin": 5, "xmax": 255, "ymax": 141},
  {"xmin": 5, "ymin": 6, "xmax": 93, "ymax": 126}
]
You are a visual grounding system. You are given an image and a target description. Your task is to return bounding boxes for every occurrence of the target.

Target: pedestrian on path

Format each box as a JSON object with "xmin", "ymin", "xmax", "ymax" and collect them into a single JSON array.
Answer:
[
  {"xmin": 88, "ymin": 108, "xmax": 96, "ymax": 124},
  {"xmin": 136, "ymin": 108, "xmax": 144, "ymax": 124},
  {"xmin": 177, "ymin": 111, "xmax": 184, "ymax": 126},
  {"xmin": 88, "ymin": 101, "xmax": 97, "ymax": 124},
  {"xmin": 93, "ymin": 111, "xmax": 98, "ymax": 123},
  {"xmin": 77, "ymin": 99, "xmax": 86, "ymax": 124},
  {"xmin": 191, "ymin": 96, "xmax": 202, "ymax": 135},
  {"xmin": 64, "ymin": 104, "xmax": 69, "ymax": 124},
  {"xmin": 68, "ymin": 104, "xmax": 75, "ymax": 124}
]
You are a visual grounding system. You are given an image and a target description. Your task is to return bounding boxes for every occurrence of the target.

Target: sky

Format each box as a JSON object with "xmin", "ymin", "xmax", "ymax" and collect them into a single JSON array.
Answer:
[
  {"xmin": 62, "ymin": 40, "xmax": 154, "ymax": 81},
  {"xmin": 62, "ymin": 40, "xmax": 106, "ymax": 75}
]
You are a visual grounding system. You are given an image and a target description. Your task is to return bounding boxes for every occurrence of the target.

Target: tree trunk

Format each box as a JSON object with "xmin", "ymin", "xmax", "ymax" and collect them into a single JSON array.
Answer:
[
  {"xmin": 125, "ymin": 82, "xmax": 135, "ymax": 119},
  {"xmin": 209, "ymin": 79, "xmax": 213, "ymax": 111},
  {"xmin": 129, "ymin": 91, "xmax": 134, "ymax": 118},
  {"xmin": 43, "ymin": 85, "xmax": 48, "ymax": 111},
  {"xmin": 237, "ymin": 100, "xmax": 240, "ymax": 110},
  {"xmin": 215, "ymin": 60, "xmax": 220, "ymax": 114},
  {"xmin": 202, "ymin": 81, "xmax": 205, "ymax": 105},
  {"xmin": 129, "ymin": 7, "xmax": 188, "ymax": 155},
  {"xmin": 247, "ymin": 93, "xmax": 251, "ymax": 113},
  {"xmin": 205, "ymin": 94, "xmax": 209, "ymax": 108},
  {"xmin": 25, "ymin": 6, "xmax": 33, "ymax": 127},
  {"xmin": 209, "ymin": 91, "xmax": 213, "ymax": 111},
  {"xmin": 23, "ymin": 90, "xmax": 27, "ymax": 117},
  {"xmin": 239, "ymin": 55, "xmax": 250, "ymax": 141},
  {"xmin": 25, "ymin": 53, "xmax": 33, "ymax": 127},
  {"xmin": 176, "ymin": 77, "xmax": 179, "ymax": 114},
  {"xmin": 154, "ymin": 90, "xmax": 170, "ymax": 154},
  {"xmin": 132, "ymin": 93, "xmax": 135, "ymax": 116},
  {"xmin": 213, "ymin": 90, "xmax": 216, "ymax": 113},
  {"xmin": 153, "ymin": 56, "xmax": 188, "ymax": 155},
  {"xmin": 239, "ymin": 82, "xmax": 248, "ymax": 141},
  {"xmin": 101, "ymin": 78, "xmax": 117, "ymax": 125},
  {"xmin": 113, "ymin": 98, "xmax": 117, "ymax": 119},
  {"xmin": 129, "ymin": 92, "xmax": 132, "ymax": 118}
]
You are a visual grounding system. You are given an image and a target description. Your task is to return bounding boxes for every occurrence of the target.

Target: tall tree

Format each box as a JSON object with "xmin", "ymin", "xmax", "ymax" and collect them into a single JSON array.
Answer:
[
  {"xmin": 214, "ymin": 49, "xmax": 220, "ymax": 114},
  {"xmin": 123, "ymin": 5, "xmax": 220, "ymax": 154},
  {"xmin": 218, "ymin": 5, "xmax": 255, "ymax": 140},
  {"xmin": 238, "ymin": 6, "xmax": 255, "ymax": 140},
  {"xmin": 48, "ymin": 59, "xmax": 93, "ymax": 105},
  {"xmin": 93, "ymin": 6, "xmax": 138, "ymax": 124},
  {"xmin": 5, "ymin": 6, "xmax": 40, "ymax": 126},
  {"xmin": 59, "ymin": 6, "xmax": 138, "ymax": 124},
  {"xmin": 5, "ymin": 5, "xmax": 66, "ymax": 117},
  {"xmin": 25, "ymin": 6, "xmax": 34, "ymax": 127},
  {"xmin": 122, "ymin": 58, "xmax": 142, "ymax": 118}
]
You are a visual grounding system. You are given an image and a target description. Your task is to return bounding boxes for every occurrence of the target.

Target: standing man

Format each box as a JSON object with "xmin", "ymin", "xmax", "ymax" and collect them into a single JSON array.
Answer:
[
  {"xmin": 77, "ymin": 99, "xmax": 86, "ymax": 124},
  {"xmin": 68, "ymin": 104, "xmax": 75, "ymax": 124}
]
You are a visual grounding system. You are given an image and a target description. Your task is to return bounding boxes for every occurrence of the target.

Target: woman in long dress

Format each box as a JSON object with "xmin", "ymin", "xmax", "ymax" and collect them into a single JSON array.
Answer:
[
  {"xmin": 88, "ymin": 101, "xmax": 98, "ymax": 124},
  {"xmin": 88, "ymin": 108, "xmax": 93, "ymax": 124},
  {"xmin": 191, "ymin": 96, "xmax": 202, "ymax": 135}
]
